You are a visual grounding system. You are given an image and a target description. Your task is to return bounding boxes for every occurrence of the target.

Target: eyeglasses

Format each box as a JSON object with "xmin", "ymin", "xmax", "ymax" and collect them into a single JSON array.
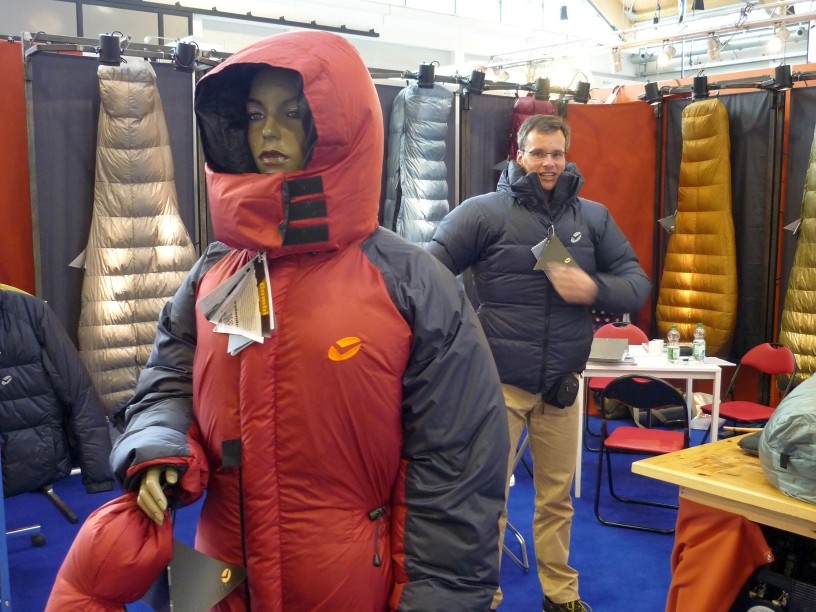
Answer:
[{"xmin": 521, "ymin": 149, "xmax": 565, "ymax": 161}]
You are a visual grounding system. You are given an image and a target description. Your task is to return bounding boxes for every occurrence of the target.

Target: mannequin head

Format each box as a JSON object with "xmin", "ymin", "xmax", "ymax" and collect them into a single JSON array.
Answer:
[{"xmin": 246, "ymin": 67, "xmax": 308, "ymax": 173}]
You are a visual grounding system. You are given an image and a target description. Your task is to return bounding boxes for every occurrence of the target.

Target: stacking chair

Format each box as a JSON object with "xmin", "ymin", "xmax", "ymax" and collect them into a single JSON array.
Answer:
[
  {"xmin": 700, "ymin": 342, "xmax": 797, "ymax": 441},
  {"xmin": 594, "ymin": 375, "xmax": 689, "ymax": 534},
  {"xmin": 584, "ymin": 322, "xmax": 649, "ymax": 451}
]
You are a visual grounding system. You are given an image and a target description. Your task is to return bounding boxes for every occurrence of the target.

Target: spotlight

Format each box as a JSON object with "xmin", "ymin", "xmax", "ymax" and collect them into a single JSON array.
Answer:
[
  {"xmin": 417, "ymin": 63, "xmax": 435, "ymax": 88},
  {"xmin": 97, "ymin": 33, "xmax": 121, "ymax": 66},
  {"xmin": 526, "ymin": 63, "xmax": 538, "ymax": 83},
  {"xmin": 653, "ymin": 0, "xmax": 661, "ymax": 24},
  {"xmin": 773, "ymin": 64, "xmax": 793, "ymax": 90},
  {"xmin": 560, "ymin": 4, "xmax": 568, "ymax": 20},
  {"xmin": 692, "ymin": 0, "xmax": 704, "ymax": 10},
  {"xmin": 574, "ymin": 81, "xmax": 590, "ymax": 104},
  {"xmin": 707, "ymin": 35, "xmax": 720, "ymax": 61},
  {"xmin": 173, "ymin": 41, "xmax": 198, "ymax": 72},
  {"xmin": 767, "ymin": 24, "xmax": 790, "ymax": 53},
  {"xmin": 644, "ymin": 81, "xmax": 662, "ymax": 105},
  {"xmin": 468, "ymin": 69, "xmax": 485, "ymax": 94},
  {"xmin": 657, "ymin": 45, "xmax": 676, "ymax": 66},
  {"xmin": 692, "ymin": 75, "xmax": 709, "ymax": 100},
  {"xmin": 535, "ymin": 77, "xmax": 551, "ymax": 100},
  {"xmin": 611, "ymin": 48, "xmax": 622, "ymax": 73}
]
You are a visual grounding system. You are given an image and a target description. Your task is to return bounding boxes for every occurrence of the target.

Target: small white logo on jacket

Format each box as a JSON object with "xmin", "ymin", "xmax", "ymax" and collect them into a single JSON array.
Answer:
[
  {"xmin": 571, "ymin": 232, "xmax": 582, "ymax": 243},
  {"xmin": 1, "ymin": 376, "xmax": 11, "ymax": 385}
]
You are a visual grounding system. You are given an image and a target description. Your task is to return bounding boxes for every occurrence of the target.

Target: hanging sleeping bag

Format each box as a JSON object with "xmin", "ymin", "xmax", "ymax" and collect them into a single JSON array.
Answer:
[
  {"xmin": 656, "ymin": 98, "xmax": 737, "ymax": 356},
  {"xmin": 382, "ymin": 83, "xmax": 453, "ymax": 246},
  {"xmin": 779, "ymin": 125, "xmax": 816, "ymax": 384},
  {"xmin": 77, "ymin": 61, "xmax": 197, "ymax": 419}
]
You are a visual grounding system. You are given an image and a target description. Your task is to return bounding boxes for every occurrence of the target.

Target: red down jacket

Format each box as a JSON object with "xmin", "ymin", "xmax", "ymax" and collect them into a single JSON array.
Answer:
[{"xmin": 63, "ymin": 31, "xmax": 509, "ymax": 612}]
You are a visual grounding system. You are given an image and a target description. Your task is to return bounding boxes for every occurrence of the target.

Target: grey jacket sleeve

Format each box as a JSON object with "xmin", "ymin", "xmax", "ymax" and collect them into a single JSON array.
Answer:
[
  {"xmin": 369, "ymin": 235, "xmax": 508, "ymax": 611},
  {"xmin": 110, "ymin": 243, "xmax": 228, "ymax": 491}
]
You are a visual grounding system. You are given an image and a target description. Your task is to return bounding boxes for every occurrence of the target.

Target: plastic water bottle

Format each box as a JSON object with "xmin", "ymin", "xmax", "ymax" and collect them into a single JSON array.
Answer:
[
  {"xmin": 692, "ymin": 322, "xmax": 706, "ymax": 361},
  {"xmin": 667, "ymin": 325, "xmax": 681, "ymax": 363}
]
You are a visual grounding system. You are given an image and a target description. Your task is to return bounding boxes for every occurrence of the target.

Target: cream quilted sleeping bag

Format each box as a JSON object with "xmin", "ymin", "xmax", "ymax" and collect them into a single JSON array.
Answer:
[
  {"xmin": 656, "ymin": 98, "xmax": 737, "ymax": 356},
  {"xmin": 77, "ymin": 61, "xmax": 197, "ymax": 417},
  {"xmin": 779, "ymin": 124, "xmax": 816, "ymax": 384}
]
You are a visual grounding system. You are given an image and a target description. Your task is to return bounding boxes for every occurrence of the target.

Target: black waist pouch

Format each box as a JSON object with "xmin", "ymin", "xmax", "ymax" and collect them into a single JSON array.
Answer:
[{"xmin": 544, "ymin": 374, "xmax": 579, "ymax": 409}]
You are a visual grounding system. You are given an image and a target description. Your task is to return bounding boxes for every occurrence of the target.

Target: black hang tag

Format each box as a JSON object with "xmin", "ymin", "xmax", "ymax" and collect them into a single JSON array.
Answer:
[{"xmin": 222, "ymin": 439, "xmax": 242, "ymax": 468}]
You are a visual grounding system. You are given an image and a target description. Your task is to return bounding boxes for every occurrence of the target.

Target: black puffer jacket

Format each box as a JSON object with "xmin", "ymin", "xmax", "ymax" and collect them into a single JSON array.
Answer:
[
  {"xmin": 0, "ymin": 286, "xmax": 113, "ymax": 496},
  {"xmin": 428, "ymin": 162, "xmax": 651, "ymax": 394}
]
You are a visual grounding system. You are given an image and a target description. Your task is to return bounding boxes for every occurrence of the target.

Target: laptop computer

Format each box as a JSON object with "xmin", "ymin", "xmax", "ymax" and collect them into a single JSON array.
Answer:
[{"xmin": 588, "ymin": 337, "xmax": 629, "ymax": 363}]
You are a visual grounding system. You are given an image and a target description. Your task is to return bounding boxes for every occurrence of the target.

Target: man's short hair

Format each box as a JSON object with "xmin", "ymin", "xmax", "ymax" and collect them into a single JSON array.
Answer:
[{"xmin": 517, "ymin": 114, "xmax": 571, "ymax": 152}]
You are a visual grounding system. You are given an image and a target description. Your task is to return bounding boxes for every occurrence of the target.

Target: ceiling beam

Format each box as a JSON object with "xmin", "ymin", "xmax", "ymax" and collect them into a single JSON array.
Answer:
[{"xmin": 587, "ymin": 0, "xmax": 635, "ymax": 32}]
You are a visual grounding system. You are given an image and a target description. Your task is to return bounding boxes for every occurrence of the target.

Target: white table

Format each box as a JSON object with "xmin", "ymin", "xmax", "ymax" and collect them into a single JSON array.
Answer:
[{"xmin": 574, "ymin": 345, "xmax": 733, "ymax": 498}]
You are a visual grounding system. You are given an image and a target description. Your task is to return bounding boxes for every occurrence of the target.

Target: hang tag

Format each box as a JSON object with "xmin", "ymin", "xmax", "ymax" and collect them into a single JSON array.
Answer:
[{"xmin": 534, "ymin": 234, "xmax": 578, "ymax": 272}]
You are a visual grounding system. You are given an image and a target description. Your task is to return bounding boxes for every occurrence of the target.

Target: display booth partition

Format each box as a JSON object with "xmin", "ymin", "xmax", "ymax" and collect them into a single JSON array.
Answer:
[{"xmin": 0, "ymin": 42, "xmax": 35, "ymax": 294}]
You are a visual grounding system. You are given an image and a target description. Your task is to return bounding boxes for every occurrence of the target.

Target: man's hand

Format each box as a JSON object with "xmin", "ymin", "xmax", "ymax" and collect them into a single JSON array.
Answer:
[
  {"xmin": 545, "ymin": 263, "xmax": 598, "ymax": 305},
  {"xmin": 137, "ymin": 465, "xmax": 179, "ymax": 525}
]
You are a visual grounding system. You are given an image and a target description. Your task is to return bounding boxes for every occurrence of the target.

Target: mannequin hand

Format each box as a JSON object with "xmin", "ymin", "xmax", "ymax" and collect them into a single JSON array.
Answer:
[
  {"xmin": 137, "ymin": 465, "xmax": 179, "ymax": 525},
  {"xmin": 546, "ymin": 263, "xmax": 598, "ymax": 305}
]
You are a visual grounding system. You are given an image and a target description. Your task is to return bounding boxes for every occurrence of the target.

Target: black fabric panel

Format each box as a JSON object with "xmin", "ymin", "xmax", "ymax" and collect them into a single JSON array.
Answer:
[
  {"xmin": 460, "ymin": 94, "xmax": 516, "ymax": 202},
  {"xmin": 376, "ymin": 83, "xmax": 401, "ymax": 224},
  {"xmin": 663, "ymin": 91, "xmax": 774, "ymax": 359},
  {"xmin": 29, "ymin": 53, "xmax": 196, "ymax": 345},
  {"xmin": 780, "ymin": 87, "xmax": 816, "ymax": 305}
]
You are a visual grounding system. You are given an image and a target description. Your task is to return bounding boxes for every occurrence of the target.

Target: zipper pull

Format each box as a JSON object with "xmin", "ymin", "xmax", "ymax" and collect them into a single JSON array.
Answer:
[{"xmin": 368, "ymin": 505, "xmax": 386, "ymax": 567}]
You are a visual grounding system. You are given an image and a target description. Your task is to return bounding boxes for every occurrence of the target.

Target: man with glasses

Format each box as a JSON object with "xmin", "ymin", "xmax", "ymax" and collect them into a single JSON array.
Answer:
[{"xmin": 428, "ymin": 114, "xmax": 650, "ymax": 612}]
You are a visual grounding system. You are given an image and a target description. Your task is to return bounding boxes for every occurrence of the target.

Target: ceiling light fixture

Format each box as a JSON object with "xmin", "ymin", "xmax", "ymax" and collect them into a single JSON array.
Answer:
[
  {"xmin": 657, "ymin": 43, "xmax": 676, "ymax": 66},
  {"xmin": 560, "ymin": 4, "xmax": 569, "ymax": 20},
  {"xmin": 706, "ymin": 35, "xmax": 720, "ymax": 62},
  {"xmin": 611, "ymin": 48, "xmax": 622, "ymax": 73},
  {"xmin": 692, "ymin": 0, "xmax": 705, "ymax": 11},
  {"xmin": 653, "ymin": 1, "xmax": 661, "ymax": 24},
  {"xmin": 767, "ymin": 23, "xmax": 790, "ymax": 53}
]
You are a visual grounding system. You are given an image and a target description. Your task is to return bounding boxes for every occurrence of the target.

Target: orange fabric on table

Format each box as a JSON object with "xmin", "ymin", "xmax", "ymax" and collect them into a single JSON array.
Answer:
[{"xmin": 666, "ymin": 497, "xmax": 774, "ymax": 612}]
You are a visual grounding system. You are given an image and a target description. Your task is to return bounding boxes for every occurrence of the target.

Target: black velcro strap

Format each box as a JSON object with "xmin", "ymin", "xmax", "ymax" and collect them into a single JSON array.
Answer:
[
  {"xmin": 283, "ymin": 225, "xmax": 330, "ymax": 245},
  {"xmin": 286, "ymin": 176, "xmax": 324, "ymax": 198},
  {"xmin": 288, "ymin": 199, "xmax": 327, "ymax": 221},
  {"xmin": 222, "ymin": 439, "xmax": 242, "ymax": 468}
]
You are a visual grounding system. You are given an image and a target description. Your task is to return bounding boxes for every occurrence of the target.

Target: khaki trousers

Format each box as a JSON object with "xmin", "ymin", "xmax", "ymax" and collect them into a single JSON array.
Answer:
[{"xmin": 492, "ymin": 383, "xmax": 580, "ymax": 608}]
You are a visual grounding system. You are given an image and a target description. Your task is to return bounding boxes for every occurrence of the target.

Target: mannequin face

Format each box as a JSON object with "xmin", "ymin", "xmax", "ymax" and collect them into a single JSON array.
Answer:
[
  {"xmin": 516, "ymin": 129, "xmax": 567, "ymax": 192},
  {"xmin": 246, "ymin": 68, "xmax": 307, "ymax": 173}
]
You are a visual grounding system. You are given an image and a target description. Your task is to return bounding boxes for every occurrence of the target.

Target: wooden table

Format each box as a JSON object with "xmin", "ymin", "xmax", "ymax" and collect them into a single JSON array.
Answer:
[
  {"xmin": 574, "ymin": 345, "xmax": 732, "ymax": 498},
  {"xmin": 632, "ymin": 435, "xmax": 816, "ymax": 539}
]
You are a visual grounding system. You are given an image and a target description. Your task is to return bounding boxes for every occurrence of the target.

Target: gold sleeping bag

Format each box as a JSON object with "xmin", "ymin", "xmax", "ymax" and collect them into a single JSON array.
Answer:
[
  {"xmin": 656, "ymin": 98, "xmax": 737, "ymax": 356},
  {"xmin": 779, "ymin": 124, "xmax": 816, "ymax": 384}
]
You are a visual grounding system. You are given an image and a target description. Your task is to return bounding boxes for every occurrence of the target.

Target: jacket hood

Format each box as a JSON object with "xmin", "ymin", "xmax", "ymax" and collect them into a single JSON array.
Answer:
[
  {"xmin": 498, "ymin": 160, "xmax": 584, "ymax": 215},
  {"xmin": 194, "ymin": 31, "xmax": 383, "ymax": 256}
]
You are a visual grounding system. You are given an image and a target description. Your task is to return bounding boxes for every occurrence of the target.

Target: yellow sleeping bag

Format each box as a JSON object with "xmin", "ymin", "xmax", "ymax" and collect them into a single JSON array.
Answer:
[
  {"xmin": 779, "ymin": 125, "xmax": 816, "ymax": 384},
  {"xmin": 656, "ymin": 98, "xmax": 738, "ymax": 356}
]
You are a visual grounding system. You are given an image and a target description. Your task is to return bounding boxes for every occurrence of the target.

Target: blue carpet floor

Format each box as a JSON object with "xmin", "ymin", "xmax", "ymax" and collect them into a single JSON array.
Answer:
[{"xmin": 3, "ymin": 417, "xmax": 702, "ymax": 611}]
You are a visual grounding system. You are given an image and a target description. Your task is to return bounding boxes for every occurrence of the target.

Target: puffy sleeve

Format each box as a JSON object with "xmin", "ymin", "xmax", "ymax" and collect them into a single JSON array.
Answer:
[
  {"xmin": 369, "ymin": 234, "xmax": 508, "ymax": 611},
  {"xmin": 109, "ymin": 244, "xmax": 228, "ymax": 503}
]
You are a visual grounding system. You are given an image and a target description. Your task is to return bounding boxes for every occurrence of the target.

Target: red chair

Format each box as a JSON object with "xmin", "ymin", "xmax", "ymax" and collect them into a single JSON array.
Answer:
[
  {"xmin": 700, "ymin": 342, "xmax": 797, "ymax": 439},
  {"xmin": 594, "ymin": 375, "xmax": 689, "ymax": 534},
  {"xmin": 585, "ymin": 322, "xmax": 649, "ymax": 450}
]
